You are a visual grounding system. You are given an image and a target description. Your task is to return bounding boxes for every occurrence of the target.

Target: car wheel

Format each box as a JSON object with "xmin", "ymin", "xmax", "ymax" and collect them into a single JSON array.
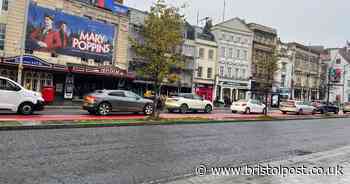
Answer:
[
  {"xmin": 297, "ymin": 109, "xmax": 303, "ymax": 115},
  {"xmin": 204, "ymin": 105, "xmax": 212, "ymax": 114},
  {"xmin": 282, "ymin": 111, "xmax": 287, "ymax": 114},
  {"xmin": 320, "ymin": 109, "xmax": 324, "ymax": 114},
  {"xmin": 335, "ymin": 110, "xmax": 339, "ymax": 114},
  {"xmin": 144, "ymin": 104, "xmax": 154, "ymax": 115},
  {"xmin": 245, "ymin": 108, "xmax": 251, "ymax": 114},
  {"xmin": 180, "ymin": 104, "xmax": 188, "ymax": 114},
  {"xmin": 344, "ymin": 111, "xmax": 347, "ymax": 114},
  {"xmin": 18, "ymin": 102, "xmax": 34, "ymax": 115},
  {"xmin": 232, "ymin": 110, "xmax": 236, "ymax": 114},
  {"xmin": 97, "ymin": 102, "xmax": 112, "ymax": 116},
  {"xmin": 168, "ymin": 109, "xmax": 175, "ymax": 113}
]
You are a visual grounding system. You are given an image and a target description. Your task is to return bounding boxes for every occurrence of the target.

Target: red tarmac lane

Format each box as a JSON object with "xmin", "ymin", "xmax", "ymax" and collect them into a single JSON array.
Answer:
[{"xmin": 0, "ymin": 109, "xmax": 339, "ymax": 122}]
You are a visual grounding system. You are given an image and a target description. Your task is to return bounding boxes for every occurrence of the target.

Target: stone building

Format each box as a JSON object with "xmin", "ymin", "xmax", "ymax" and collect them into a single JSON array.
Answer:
[
  {"xmin": 211, "ymin": 18, "xmax": 253, "ymax": 104},
  {"xmin": 192, "ymin": 21, "xmax": 218, "ymax": 102},
  {"xmin": 247, "ymin": 23, "xmax": 278, "ymax": 97},
  {"xmin": 288, "ymin": 42, "xmax": 321, "ymax": 101},
  {"xmin": 0, "ymin": 0, "xmax": 130, "ymax": 102},
  {"xmin": 127, "ymin": 8, "xmax": 194, "ymax": 96},
  {"xmin": 323, "ymin": 44, "xmax": 350, "ymax": 103}
]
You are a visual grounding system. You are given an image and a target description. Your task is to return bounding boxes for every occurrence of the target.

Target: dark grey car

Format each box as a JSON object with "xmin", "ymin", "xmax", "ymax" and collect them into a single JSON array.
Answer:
[{"xmin": 83, "ymin": 90, "xmax": 154, "ymax": 116}]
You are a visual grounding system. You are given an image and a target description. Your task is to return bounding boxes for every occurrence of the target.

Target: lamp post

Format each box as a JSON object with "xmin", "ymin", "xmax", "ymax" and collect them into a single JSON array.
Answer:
[{"xmin": 17, "ymin": 0, "xmax": 30, "ymax": 85}]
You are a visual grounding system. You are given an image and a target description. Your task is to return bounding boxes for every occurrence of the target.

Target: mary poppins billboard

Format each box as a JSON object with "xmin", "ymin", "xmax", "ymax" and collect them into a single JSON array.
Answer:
[{"xmin": 25, "ymin": 3, "xmax": 116, "ymax": 61}]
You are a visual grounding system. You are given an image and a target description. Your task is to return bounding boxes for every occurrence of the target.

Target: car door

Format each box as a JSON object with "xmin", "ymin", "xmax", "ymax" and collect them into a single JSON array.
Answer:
[
  {"xmin": 124, "ymin": 91, "xmax": 143, "ymax": 111},
  {"xmin": 108, "ymin": 91, "xmax": 128, "ymax": 112},
  {"xmin": 0, "ymin": 78, "xmax": 22, "ymax": 111},
  {"xmin": 193, "ymin": 94, "xmax": 205, "ymax": 109},
  {"xmin": 304, "ymin": 101, "xmax": 313, "ymax": 113}
]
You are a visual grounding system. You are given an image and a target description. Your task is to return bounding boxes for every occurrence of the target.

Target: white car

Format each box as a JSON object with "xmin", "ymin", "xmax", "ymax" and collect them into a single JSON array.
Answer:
[
  {"xmin": 231, "ymin": 99, "xmax": 266, "ymax": 114},
  {"xmin": 280, "ymin": 100, "xmax": 316, "ymax": 115},
  {"xmin": 0, "ymin": 76, "xmax": 45, "ymax": 115},
  {"xmin": 165, "ymin": 93, "xmax": 213, "ymax": 114}
]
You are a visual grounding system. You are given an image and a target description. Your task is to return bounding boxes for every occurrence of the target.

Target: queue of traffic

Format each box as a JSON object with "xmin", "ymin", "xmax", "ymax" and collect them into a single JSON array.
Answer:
[{"xmin": 1, "ymin": 76, "xmax": 350, "ymax": 116}]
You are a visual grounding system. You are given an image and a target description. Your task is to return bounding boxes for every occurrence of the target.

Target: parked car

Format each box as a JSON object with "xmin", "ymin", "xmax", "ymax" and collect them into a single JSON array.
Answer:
[
  {"xmin": 0, "ymin": 76, "xmax": 45, "ymax": 115},
  {"xmin": 165, "ymin": 93, "xmax": 213, "ymax": 114},
  {"xmin": 82, "ymin": 90, "xmax": 154, "ymax": 116},
  {"xmin": 231, "ymin": 99, "xmax": 266, "ymax": 114},
  {"xmin": 280, "ymin": 100, "xmax": 316, "ymax": 115},
  {"xmin": 312, "ymin": 101, "xmax": 339, "ymax": 114},
  {"xmin": 344, "ymin": 102, "xmax": 350, "ymax": 114}
]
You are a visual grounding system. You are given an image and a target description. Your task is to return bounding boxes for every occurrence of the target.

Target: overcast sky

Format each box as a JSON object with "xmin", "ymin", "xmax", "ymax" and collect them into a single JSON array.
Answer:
[{"xmin": 125, "ymin": 0, "xmax": 349, "ymax": 48}]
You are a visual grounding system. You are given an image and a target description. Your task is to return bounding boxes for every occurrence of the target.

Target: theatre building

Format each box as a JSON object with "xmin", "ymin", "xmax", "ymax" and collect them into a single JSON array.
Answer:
[{"xmin": 0, "ymin": 0, "xmax": 130, "ymax": 103}]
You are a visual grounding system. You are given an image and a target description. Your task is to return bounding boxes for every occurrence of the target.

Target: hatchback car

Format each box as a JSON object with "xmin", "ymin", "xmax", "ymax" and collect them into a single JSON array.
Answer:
[
  {"xmin": 280, "ymin": 100, "xmax": 316, "ymax": 115},
  {"xmin": 83, "ymin": 90, "xmax": 154, "ymax": 116},
  {"xmin": 344, "ymin": 102, "xmax": 350, "ymax": 114},
  {"xmin": 231, "ymin": 99, "xmax": 266, "ymax": 114},
  {"xmin": 165, "ymin": 93, "xmax": 213, "ymax": 114},
  {"xmin": 312, "ymin": 102, "xmax": 339, "ymax": 114}
]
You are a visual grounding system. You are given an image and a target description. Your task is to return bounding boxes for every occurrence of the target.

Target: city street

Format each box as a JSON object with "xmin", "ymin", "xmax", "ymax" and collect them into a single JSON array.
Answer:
[{"xmin": 1, "ymin": 118, "xmax": 350, "ymax": 183}]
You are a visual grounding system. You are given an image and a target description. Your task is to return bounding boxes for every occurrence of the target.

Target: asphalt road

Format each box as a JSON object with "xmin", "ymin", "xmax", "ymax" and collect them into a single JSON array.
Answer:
[{"xmin": 1, "ymin": 118, "xmax": 350, "ymax": 184}]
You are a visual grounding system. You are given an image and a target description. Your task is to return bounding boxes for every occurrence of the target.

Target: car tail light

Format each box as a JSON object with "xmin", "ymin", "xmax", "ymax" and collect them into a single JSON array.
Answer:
[{"xmin": 85, "ymin": 96, "xmax": 96, "ymax": 103}]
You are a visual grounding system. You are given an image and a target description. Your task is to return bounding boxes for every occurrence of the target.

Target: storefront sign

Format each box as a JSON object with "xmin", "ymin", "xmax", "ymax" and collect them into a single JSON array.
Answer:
[
  {"xmin": 25, "ymin": 3, "xmax": 116, "ymax": 61},
  {"xmin": 68, "ymin": 63, "xmax": 127, "ymax": 77},
  {"xmin": 2, "ymin": 55, "xmax": 68, "ymax": 71}
]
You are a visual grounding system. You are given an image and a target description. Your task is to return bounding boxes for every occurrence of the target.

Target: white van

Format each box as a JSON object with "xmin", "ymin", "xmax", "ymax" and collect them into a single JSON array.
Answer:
[{"xmin": 0, "ymin": 76, "xmax": 45, "ymax": 115}]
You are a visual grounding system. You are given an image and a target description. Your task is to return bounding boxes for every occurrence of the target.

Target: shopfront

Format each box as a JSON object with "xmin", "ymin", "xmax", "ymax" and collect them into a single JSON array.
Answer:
[
  {"xmin": 0, "ymin": 55, "xmax": 130, "ymax": 102},
  {"xmin": 195, "ymin": 83, "xmax": 214, "ymax": 102},
  {"xmin": 217, "ymin": 81, "xmax": 250, "ymax": 105}
]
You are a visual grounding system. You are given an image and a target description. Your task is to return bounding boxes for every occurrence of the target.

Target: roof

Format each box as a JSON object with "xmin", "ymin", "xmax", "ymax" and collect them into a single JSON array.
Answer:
[
  {"xmin": 213, "ymin": 17, "xmax": 252, "ymax": 33},
  {"xmin": 247, "ymin": 23, "xmax": 277, "ymax": 35},
  {"xmin": 288, "ymin": 42, "xmax": 321, "ymax": 55}
]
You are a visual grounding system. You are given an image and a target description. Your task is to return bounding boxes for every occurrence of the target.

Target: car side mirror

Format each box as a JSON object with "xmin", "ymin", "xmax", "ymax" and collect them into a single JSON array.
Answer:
[{"xmin": 136, "ymin": 97, "xmax": 141, "ymax": 100}]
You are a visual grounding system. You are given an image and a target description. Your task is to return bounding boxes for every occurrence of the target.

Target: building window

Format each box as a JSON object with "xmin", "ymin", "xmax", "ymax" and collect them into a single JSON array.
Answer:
[
  {"xmin": 2, "ymin": 0, "xmax": 8, "ymax": 11},
  {"xmin": 197, "ymin": 66, "xmax": 203, "ymax": 78},
  {"xmin": 199, "ymin": 48, "xmax": 205, "ymax": 59},
  {"xmin": 228, "ymin": 48, "xmax": 233, "ymax": 58},
  {"xmin": 243, "ymin": 50, "xmax": 248, "ymax": 60},
  {"xmin": 336, "ymin": 59, "xmax": 341, "ymax": 64},
  {"xmin": 235, "ymin": 68, "xmax": 239, "ymax": 79},
  {"xmin": 282, "ymin": 63, "xmax": 287, "ymax": 71},
  {"xmin": 230, "ymin": 35, "xmax": 234, "ymax": 42},
  {"xmin": 207, "ymin": 67, "xmax": 212, "ymax": 79},
  {"xmin": 242, "ymin": 69, "xmax": 246, "ymax": 79},
  {"xmin": 0, "ymin": 24, "xmax": 6, "ymax": 50},
  {"xmin": 281, "ymin": 75, "xmax": 286, "ymax": 87},
  {"xmin": 236, "ymin": 49, "xmax": 240, "ymax": 58},
  {"xmin": 221, "ymin": 47, "xmax": 226, "ymax": 58},
  {"xmin": 220, "ymin": 66, "xmax": 224, "ymax": 77},
  {"xmin": 208, "ymin": 49, "xmax": 214, "ymax": 60},
  {"xmin": 228, "ymin": 67, "xmax": 232, "ymax": 78},
  {"xmin": 221, "ymin": 34, "xmax": 226, "ymax": 40}
]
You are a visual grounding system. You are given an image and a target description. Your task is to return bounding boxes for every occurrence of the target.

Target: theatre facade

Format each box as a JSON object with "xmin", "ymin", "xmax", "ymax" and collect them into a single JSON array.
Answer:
[{"xmin": 0, "ymin": 0, "xmax": 130, "ymax": 102}]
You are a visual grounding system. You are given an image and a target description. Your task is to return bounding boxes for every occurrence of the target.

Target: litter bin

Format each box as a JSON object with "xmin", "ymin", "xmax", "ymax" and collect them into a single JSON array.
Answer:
[{"xmin": 42, "ymin": 86, "xmax": 55, "ymax": 104}]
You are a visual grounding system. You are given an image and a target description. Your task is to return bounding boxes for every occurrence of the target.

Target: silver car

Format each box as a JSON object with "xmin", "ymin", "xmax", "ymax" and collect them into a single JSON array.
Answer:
[{"xmin": 83, "ymin": 90, "xmax": 154, "ymax": 116}]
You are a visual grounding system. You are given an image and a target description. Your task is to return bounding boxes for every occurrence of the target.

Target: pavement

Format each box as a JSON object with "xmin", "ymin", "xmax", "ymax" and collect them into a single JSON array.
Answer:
[{"xmin": 1, "ymin": 118, "xmax": 350, "ymax": 184}]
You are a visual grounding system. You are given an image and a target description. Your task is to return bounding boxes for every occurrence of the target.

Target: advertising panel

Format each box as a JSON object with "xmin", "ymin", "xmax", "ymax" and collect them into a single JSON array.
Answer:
[{"xmin": 25, "ymin": 3, "xmax": 116, "ymax": 61}]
